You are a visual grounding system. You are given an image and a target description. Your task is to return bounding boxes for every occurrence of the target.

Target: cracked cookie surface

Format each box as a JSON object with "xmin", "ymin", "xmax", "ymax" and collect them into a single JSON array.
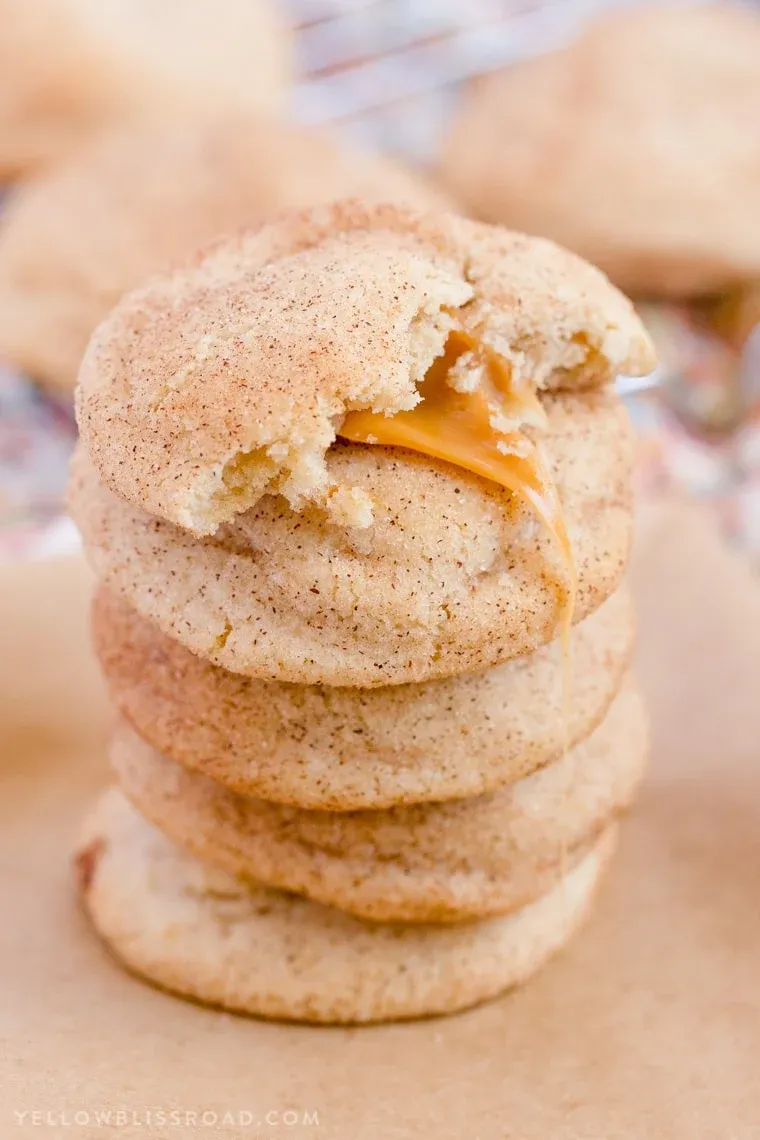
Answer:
[
  {"xmin": 75, "ymin": 200, "xmax": 653, "ymax": 536},
  {"xmin": 71, "ymin": 387, "xmax": 634, "ymax": 686},
  {"xmin": 111, "ymin": 675, "xmax": 647, "ymax": 923},
  {"xmin": 94, "ymin": 584, "xmax": 634, "ymax": 807}
]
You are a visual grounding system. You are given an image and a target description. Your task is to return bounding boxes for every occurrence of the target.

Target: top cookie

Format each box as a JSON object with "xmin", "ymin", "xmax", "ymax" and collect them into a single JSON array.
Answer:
[
  {"xmin": 0, "ymin": 118, "xmax": 451, "ymax": 393},
  {"xmin": 76, "ymin": 200, "xmax": 654, "ymax": 537},
  {"xmin": 441, "ymin": 2, "xmax": 760, "ymax": 298},
  {"xmin": 0, "ymin": 0, "xmax": 290, "ymax": 177}
]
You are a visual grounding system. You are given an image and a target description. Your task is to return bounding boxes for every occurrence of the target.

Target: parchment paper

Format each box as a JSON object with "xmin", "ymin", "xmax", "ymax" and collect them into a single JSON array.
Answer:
[{"xmin": 2, "ymin": 502, "xmax": 760, "ymax": 1140}]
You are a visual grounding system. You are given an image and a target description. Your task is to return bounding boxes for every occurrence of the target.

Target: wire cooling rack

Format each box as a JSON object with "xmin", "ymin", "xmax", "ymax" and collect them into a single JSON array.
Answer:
[{"xmin": 288, "ymin": 0, "xmax": 628, "ymax": 157}]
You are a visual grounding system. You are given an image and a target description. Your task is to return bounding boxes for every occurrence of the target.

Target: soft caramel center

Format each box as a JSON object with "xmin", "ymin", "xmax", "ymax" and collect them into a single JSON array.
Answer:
[{"xmin": 339, "ymin": 330, "xmax": 576, "ymax": 642}]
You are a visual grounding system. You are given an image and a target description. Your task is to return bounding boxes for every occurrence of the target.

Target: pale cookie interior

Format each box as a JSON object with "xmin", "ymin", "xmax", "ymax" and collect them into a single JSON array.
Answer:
[
  {"xmin": 76, "ymin": 204, "xmax": 655, "ymax": 538},
  {"xmin": 185, "ymin": 281, "xmax": 626, "ymax": 537}
]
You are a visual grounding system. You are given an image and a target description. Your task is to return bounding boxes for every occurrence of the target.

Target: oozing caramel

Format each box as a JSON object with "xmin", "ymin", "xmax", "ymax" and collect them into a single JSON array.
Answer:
[{"xmin": 340, "ymin": 330, "xmax": 576, "ymax": 644}]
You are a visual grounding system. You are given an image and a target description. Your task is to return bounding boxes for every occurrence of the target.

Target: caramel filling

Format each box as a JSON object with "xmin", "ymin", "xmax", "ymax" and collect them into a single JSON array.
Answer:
[{"xmin": 340, "ymin": 330, "xmax": 576, "ymax": 649}]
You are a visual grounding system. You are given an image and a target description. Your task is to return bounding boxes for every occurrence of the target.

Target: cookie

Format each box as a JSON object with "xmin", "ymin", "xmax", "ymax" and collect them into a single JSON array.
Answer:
[
  {"xmin": 75, "ymin": 201, "xmax": 653, "ymax": 536},
  {"xmin": 111, "ymin": 675, "xmax": 646, "ymax": 923},
  {"xmin": 0, "ymin": 119, "xmax": 450, "ymax": 393},
  {"xmin": 71, "ymin": 385, "xmax": 634, "ymax": 686},
  {"xmin": 75, "ymin": 789, "xmax": 615, "ymax": 1023},
  {"xmin": 441, "ymin": 2, "xmax": 760, "ymax": 297},
  {"xmin": 93, "ymin": 585, "xmax": 634, "ymax": 808},
  {"xmin": 0, "ymin": 0, "xmax": 290, "ymax": 177}
]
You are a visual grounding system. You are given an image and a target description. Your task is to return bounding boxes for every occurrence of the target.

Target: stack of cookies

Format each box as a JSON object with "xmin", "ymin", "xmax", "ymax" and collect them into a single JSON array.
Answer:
[{"xmin": 70, "ymin": 202, "xmax": 655, "ymax": 1024}]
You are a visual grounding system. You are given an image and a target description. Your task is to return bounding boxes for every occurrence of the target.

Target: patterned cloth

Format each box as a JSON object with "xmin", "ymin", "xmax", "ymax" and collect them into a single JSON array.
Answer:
[{"xmin": 1, "ymin": 0, "xmax": 759, "ymax": 560}]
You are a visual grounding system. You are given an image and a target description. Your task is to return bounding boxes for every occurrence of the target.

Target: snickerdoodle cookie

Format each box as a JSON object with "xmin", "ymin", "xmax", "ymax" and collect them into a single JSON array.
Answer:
[
  {"xmin": 71, "ymin": 386, "xmax": 634, "ymax": 686},
  {"xmin": 0, "ymin": 0, "xmax": 290, "ymax": 177},
  {"xmin": 94, "ymin": 585, "xmax": 634, "ymax": 808},
  {"xmin": 75, "ymin": 201, "xmax": 652, "ymax": 536},
  {"xmin": 75, "ymin": 789, "xmax": 615, "ymax": 1023},
  {"xmin": 0, "ymin": 120, "xmax": 450, "ymax": 393},
  {"xmin": 111, "ymin": 676, "xmax": 646, "ymax": 923},
  {"xmin": 441, "ymin": 2, "xmax": 760, "ymax": 297}
]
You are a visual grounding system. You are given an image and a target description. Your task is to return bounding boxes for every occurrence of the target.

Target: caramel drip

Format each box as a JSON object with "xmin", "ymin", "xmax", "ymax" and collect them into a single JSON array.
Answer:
[{"xmin": 340, "ymin": 331, "xmax": 577, "ymax": 656}]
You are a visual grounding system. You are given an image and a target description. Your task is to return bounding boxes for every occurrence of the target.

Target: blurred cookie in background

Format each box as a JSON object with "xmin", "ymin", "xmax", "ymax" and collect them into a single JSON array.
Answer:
[
  {"xmin": 0, "ymin": 0, "xmax": 292, "ymax": 178},
  {"xmin": 0, "ymin": 117, "xmax": 452, "ymax": 394},
  {"xmin": 441, "ymin": 2, "xmax": 760, "ymax": 301}
]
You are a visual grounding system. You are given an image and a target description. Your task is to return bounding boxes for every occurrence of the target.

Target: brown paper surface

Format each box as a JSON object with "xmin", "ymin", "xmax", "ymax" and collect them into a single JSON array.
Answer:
[{"xmin": 2, "ymin": 502, "xmax": 760, "ymax": 1140}]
